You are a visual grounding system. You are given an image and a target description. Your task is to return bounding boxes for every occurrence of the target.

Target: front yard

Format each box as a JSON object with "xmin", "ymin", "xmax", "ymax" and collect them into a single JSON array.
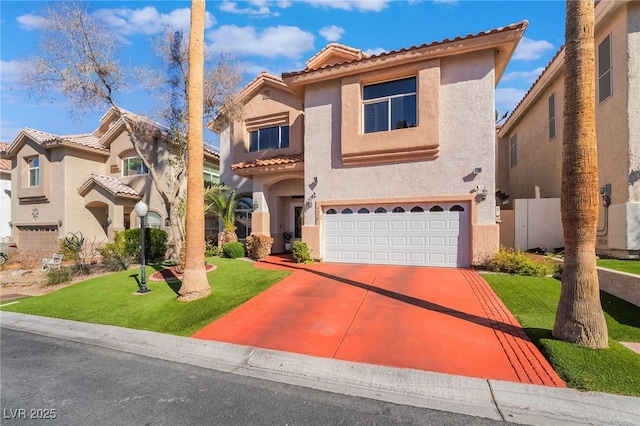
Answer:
[
  {"xmin": 483, "ymin": 273, "xmax": 640, "ymax": 396},
  {"xmin": 0, "ymin": 257, "xmax": 290, "ymax": 336}
]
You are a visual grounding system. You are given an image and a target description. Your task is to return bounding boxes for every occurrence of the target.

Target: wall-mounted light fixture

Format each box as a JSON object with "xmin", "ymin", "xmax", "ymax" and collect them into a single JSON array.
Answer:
[
  {"xmin": 480, "ymin": 188, "xmax": 488, "ymax": 200},
  {"xmin": 8, "ymin": 221, "xmax": 12, "ymax": 228},
  {"xmin": 253, "ymin": 201, "xmax": 259, "ymax": 211},
  {"xmin": 58, "ymin": 219, "xmax": 63, "ymax": 227},
  {"xmin": 473, "ymin": 167, "xmax": 483, "ymax": 175},
  {"xmin": 164, "ymin": 217, "xmax": 170, "ymax": 227},
  {"xmin": 106, "ymin": 217, "xmax": 112, "ymax": 226}
]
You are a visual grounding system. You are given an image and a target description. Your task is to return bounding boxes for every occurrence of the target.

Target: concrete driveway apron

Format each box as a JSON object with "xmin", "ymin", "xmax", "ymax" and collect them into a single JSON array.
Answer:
[{"xmin": 192, "ymin": 257, "xmax": 565, "ymax": 387}]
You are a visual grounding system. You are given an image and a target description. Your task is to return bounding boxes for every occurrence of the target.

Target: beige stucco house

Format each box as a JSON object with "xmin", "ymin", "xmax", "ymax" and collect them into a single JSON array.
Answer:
[
  {"xmin": 214, "ymin": 22, "xmax": 527, "ymax": 267},
  {"xmin": 497, "ymin": 0, "xmax": 640, "ymax": 259},
  {"xmin": 0, "ymin": 142, "xmax": 11, "ymax": 242},
  {"xmin": 1, "ymin": 108, "xmax": 220, "ymax": 256}
]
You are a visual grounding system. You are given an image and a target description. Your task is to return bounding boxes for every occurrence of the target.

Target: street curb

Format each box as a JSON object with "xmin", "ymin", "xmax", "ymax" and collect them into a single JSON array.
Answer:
[{"xmin": 2, "ymin": 312, "xmax": 639, "ymax": 425}]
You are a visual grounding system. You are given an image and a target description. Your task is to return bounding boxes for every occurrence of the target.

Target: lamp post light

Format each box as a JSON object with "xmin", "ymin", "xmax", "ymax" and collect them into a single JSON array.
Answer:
[{"xmin": 134, "ymin": 200, "xmax": 151, "ymax": 294}]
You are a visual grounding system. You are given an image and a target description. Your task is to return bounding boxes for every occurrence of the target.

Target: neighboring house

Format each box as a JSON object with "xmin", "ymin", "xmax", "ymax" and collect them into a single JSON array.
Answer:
[
  {"xmin": 0, "ymin": 142, "xmax": 11, "ymax": 242},
  {"xmin": 497, "ymin": 0, "xmax": 640, "ymax": 258},
  {"xmin": 0, "ymin": 108, "xmax": 220, "ymax": 256},
  {"xmin": 213, "ymin": 22, "xmax": 527, "ymax": 267}
]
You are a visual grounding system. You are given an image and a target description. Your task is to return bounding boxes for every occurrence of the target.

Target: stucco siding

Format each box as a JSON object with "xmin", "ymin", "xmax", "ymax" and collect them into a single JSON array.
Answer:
[{"xmin": 0, "ymin": 172, "xmax": 11, "ymax": 240}]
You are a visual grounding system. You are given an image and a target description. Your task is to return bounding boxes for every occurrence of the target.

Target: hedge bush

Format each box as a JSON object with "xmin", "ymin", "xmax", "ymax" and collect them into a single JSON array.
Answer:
[
  {"xmin": 484, "ymin": 247, "xmax": 558, "ymax": 277},
  {"xmin": 99, "ymin": 231, "xmax": 134, "ymax": 271},
  {"xmin": 122, "ymin": 228, "xmax": 168, "ymax": 263},
  {"xmin": 292, "ymin": 241, "xmax": 313, "ymax": 264},
  {"xmin": 223, "ymin": 242, "xmax": 245, "ymax": 259},
  {"xmin": 245, "ymin": 234, "xmax": 274, "ymax": 261}
]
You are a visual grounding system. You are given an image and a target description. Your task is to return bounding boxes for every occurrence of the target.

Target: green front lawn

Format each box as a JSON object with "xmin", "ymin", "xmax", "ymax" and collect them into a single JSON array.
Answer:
[
  {"xmin": 597, "ymin": 259, "xmax": 640, "ymax": 275},
  {"xmin": 1, "ymin": 257, "xmax": 290, "ymax": 336},
  {"xmin": 484, "ymin": 274, "xmax": 640, "ymax": 396}
]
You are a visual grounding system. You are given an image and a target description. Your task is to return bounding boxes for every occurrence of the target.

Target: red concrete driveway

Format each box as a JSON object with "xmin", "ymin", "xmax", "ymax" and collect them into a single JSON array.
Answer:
[{"xmin": 192, "ymin": 257, "xmax": 565, "ymax": 387}]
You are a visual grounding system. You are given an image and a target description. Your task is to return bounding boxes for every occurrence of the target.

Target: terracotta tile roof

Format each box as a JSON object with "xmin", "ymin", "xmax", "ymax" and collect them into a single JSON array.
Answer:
[
  {"xmin": 231, "ymin": 153, "xmax": 304, "ymax": 170},
  {"xmin": 0, "ymin": 142, "xmax": 10, "ymax": 171},
  {"xmin": 78, "ymin": 173, "xmax": 139, "ymax": 197},
  {"xmin": 282, "ymin": 21, "xmax": 528, "ymax": 79},
  {"xmin": 204, "ymin": 143, "xmax": 220, "ymax": 159},
  {"xmin": 21, "ymin": 128, "xmax": 108, "ymax": 152}
]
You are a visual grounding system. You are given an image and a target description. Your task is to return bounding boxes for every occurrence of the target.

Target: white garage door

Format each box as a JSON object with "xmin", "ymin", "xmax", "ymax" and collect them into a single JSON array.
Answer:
[{"xmin": 323, "ymin": 202, "xmax": 470, "ymax": 267}]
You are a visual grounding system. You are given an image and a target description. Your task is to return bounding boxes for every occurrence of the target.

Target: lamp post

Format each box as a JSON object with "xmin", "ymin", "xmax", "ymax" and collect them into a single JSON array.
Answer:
[{"xmin": 134, "ymin": 200, "xmax": 150, "ymax": 294}]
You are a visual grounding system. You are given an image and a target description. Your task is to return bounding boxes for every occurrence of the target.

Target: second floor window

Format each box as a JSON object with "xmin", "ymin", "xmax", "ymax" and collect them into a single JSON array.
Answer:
[
  {"xmin": 363, "ymin": 77, "xmax": 417, "ymax": 134},
  {"xmin": 598, "ymin": 33, "xmax": 612, "ymax": 103},
  {"xmin": 548, "ymin": 93, "xmax": 556, "ymax": 139},
  {"xmin": 122, "ymin": 156, "xmax": 149, "ymax": 177},
  {"xmin": 250, "ymin": 125, "xmax": 289, "ymax": 152},
  {"xmin": 28, "ymin": 156, "xmax": 40, "ymax": 187},
  {"xmin": 510, "ymin": 134, "xmax": 518, "ymax": 168}
]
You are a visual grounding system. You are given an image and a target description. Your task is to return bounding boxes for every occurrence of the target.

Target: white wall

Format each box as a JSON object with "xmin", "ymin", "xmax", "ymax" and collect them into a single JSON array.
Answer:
[{"xmin": 0, "ymin": 171, "xmax": 11, "ymax": 241}]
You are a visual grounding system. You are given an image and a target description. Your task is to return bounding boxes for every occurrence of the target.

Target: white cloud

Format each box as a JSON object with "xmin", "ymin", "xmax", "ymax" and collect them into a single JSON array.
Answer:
[
  {"xmin": 513, "ymin": 37, "xmax": 555, "ymax": 61},
  {"xmin": 0, "ymin": 60, "xmax": 22, "ymax": 83},
  {"xmin": 364, "ymin": 47, "xmax": 386, "ymax": 56},
  {"xmin": 16, "ymin": 13, "xmax": 48, "ymax": 30},
  {"xmin": 501, "ymin": 67, "xmax": 545, "ymax": 84},
  {"xmin": 207, "ymin": 25, "xmax": 314, "ymax": 59},
  {"xmin": 496, "ymin": 87, "xmax": 527, "ymax": 113},
  {"xmin": 319, "ymin": 25, "xmax": 345, "ymax": 42},
  {"xmin": 93, "ymin": 6, "xmax": 215, "ymax": 38},
  {"xmin": 220, "ymin": 1, "xmax": 276, "ymax": 16},
  {"xmin": 301, "ymin": 0, "xmax": 390, "ymax": 12}
]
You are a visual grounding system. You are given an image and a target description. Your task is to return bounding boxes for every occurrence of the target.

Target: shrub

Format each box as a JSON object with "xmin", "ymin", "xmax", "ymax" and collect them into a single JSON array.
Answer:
[
  {"xmin": 15, "ymin": 250, "xmax": 45, "ymax": 270},
  {"xmin": 223, "ymin": 242, "xmax": 245, "ymax": 259},
  {"xmin": 245, "ymin": 234, "xmax": 274, "ymax": 261},
  {"xmin": 292, "ymin": 241, "xmax": 313, "ymax": 264},
  {"xmin": 99, "ymin": 231, "xmax": 134, "ymax": 271},
  {"xmin": 46, "ymin": 266, "xmax": 74, "ymax": 285},
  {"xmin": 123, "ymin": 228, "xmax": 168, "ymax": 263},
  {"xmin": 484, "ymin": 247, "xmax": 558, "ymax": 277},
  {"xmin": 205, "ymin": 237, "xmax": 219, "ymax": 257}
]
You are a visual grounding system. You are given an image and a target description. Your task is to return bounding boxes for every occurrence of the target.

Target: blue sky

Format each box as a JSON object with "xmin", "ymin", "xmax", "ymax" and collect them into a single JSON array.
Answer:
[{"xmin": 0, "ymin": 0, "xmax": 566, "ymax": 146}]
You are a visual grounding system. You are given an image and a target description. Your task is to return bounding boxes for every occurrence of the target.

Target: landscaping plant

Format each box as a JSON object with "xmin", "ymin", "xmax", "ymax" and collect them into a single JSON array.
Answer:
[
  {"xmin": 99, "ymin": 231, "xmax": 134, "ymax": 271},
  {"xmin": 222, "ymin": 242, "xmax": 245, "ymax": 259},
  {"xmin": 292, "ymin": 241, "xmax": 313, "ymax": 264},
  {"xmin": 245, "ymin": 235, "xmax": 274, "ymax": 261},
  {"xmin": 484, "ymin": 247, "xmax": 558, "ymax": 277},
  {"xmin": 46, "ymin": 266, "xmax": 74, "ymax": 285}
]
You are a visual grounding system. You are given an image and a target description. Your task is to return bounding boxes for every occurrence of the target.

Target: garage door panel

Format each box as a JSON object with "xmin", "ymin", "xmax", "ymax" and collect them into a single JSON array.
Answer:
[{"xmin": 323, "ymin": 203, "xmax": 470, "ymax": 267}]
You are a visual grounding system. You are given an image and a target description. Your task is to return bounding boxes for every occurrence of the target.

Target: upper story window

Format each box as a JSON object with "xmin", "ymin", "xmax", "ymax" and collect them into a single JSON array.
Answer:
[
  {"xmin": 122, "ymin": 156, "xmax": 149, "ymax": 177},
  {"xmin": 363, "ymin": 77, "xmax": 417, "ymax": 134},
  {"xmin": 598, "ymin": 33, "xmax": 612, "ymax": 103},
  {"xmin": 204, "ymin": 163, "xmax": 220, "ymax": 188},
  {"xmin": 250, "ymin": 125, "xmax": 289, "ymax": 152},
  {"xmin": 510, "ymin": 134, "xmax": 518, "ymax": 168},
  {"xmin": 27, "ymin": 156, "xmax": 40, "ymax": 187},
  {"xmin": 548, "ymin": 93, "xmax": 556, "ymax": 139}
]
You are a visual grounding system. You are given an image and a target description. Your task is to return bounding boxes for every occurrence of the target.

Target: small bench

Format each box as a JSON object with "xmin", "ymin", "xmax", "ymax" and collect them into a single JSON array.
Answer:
[{"xmin": 41, "ymin": 253, "xmax": 64, "ymax": 272}]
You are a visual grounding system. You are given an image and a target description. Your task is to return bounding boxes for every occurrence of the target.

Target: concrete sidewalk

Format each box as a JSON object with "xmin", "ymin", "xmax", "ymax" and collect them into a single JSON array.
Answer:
[{"xmin": 1, "ymin": 312, "xmax": 638, "ymax": 426}]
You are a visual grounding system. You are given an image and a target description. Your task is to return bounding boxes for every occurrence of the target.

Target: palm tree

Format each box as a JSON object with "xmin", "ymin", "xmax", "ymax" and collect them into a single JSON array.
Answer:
[
  {"xmin": 177, "ymin": 0, "xmax": 211, "ymax": 301},
  {"xmin": 552, "ymin": 0, "xmax": 608, "ymax": 348},
  {"xmin": 204, "ymin": 185, "xmax": 251, "ymax": 247}
]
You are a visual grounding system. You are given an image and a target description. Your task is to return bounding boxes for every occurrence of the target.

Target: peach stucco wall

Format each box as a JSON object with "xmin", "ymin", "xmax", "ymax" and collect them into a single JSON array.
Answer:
[{"xmin": 302, "ymin": 50, "xmax": 500, "ymax": 263}]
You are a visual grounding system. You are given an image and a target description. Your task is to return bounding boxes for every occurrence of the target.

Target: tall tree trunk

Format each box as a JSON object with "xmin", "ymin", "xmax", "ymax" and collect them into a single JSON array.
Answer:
[
  {"xmin": 553, "ymin": 0, "xmax": 608, "ymax": 348},
  {"xmin": 178, "ymin": 0, "xmax": 211, "ymax": 301}
]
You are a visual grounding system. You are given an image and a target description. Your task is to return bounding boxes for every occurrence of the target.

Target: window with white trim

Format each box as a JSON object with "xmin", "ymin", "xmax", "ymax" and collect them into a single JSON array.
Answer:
[
  {"xmin": 250, "ymin": 126, "xmax": 289, "ymax": 151},
  {"xmin": 598, "ymin": 34, "xmax": 612, "ymax": 103},
  {"xmin": 27, "ymin": 156, "xmax": 40, "ymax": 187},
  {"xmin": 363, "ymin": 77, "xmax": 417, "ymax": 134},
  {"xmin": 510, "ymin": 134, "xmax": 518, "ymax": 168},
  {"xmin": 203, "ymin": 163, "xmax": 220, "ymax": 188},
  {"xmin": 548, "ymin": 93, "xmax": 556, "ymax": 139},
  {"xmin": 122, "ymin": 156, "xmax": 149, "ymax": 177}
]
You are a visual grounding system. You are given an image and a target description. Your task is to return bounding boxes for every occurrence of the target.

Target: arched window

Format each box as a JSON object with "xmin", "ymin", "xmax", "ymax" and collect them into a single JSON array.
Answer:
[
  {"xmin": 341, "ymin": 208, "xmax": 353, "ymax": 214},
  {"xmin": 375, "ymin": 207, "xmax": 387, "ymax": 213},
  {"xmin": 358, "ymin": 207, "xmax": 370, "ymax": 214},
  {"xmin": 450, "ymin": 205, "xmax": 465, "ymax": 212},
  {"xmin": 392, "ymin": 207, "xmax": 405, "ymax": 213},
  {"xmin": 429, "ymin": 206, "xmax": 444, "ymax": 212},
  {"xmin": 326, "ymin": 208, "xmax": 337, "ymax": 214},
  {"xmin": 146, "ymin": 212, "xmax": 162, "ymax": 229},
  {"xmin": 410, "ymin": 206, "xmax": 424, "ymax": 213}
]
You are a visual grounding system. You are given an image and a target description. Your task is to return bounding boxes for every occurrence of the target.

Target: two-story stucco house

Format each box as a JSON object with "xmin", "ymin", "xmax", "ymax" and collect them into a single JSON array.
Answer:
[
  {"xmin": 214, "ymin": 22, "xmax": 527, "ymax": 267},
  {"xmin": 1, "ymin": 108, "xmax": 220, "ymax": 256},
  {"xmin": 497, "ymin": 0, "xmax": 640, "ymax": 259}
]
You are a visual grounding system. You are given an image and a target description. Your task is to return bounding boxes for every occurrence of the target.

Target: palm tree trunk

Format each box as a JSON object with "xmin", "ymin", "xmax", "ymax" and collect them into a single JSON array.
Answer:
[
  {"xmin": 178, "ymin": 0, "xmax": 211, "ymax": 301},
  {"xmin": 553, "ymin": 0, "xmax": 608, "ymax": 348}
]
